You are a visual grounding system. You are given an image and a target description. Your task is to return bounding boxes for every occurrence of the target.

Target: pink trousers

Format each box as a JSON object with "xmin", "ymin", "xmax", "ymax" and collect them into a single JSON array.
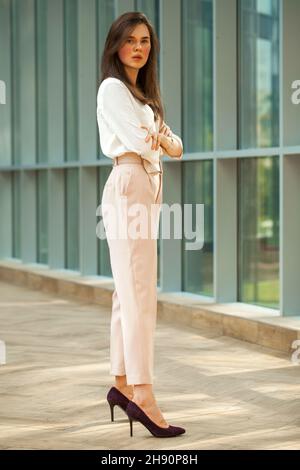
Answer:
[{"xmin": 101, "ymin": 158, "xmax": 163, "ymax": 385}]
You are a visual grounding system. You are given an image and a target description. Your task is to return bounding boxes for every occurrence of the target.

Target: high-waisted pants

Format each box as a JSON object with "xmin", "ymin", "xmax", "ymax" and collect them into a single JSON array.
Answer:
[{"xmin": 101, "ymin": 157, "xmax": 163, "ymax": 385}]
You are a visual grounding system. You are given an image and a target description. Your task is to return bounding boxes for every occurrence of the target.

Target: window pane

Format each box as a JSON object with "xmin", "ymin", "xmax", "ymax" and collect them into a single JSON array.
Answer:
[
  {"xmin": 135, "ymin": 0, "xmax": 160, "ymax": 75},
  {"xmin": 37, "ymin": 170, "xmax": 48, "ymax": 264},
  {"xmin": 12, "ymin": 0, "xmax": 36, "ymax": 165},
  {"xmin": 182, "ymin": 160, "xmax": 214, "ymax": 296},
  {"xmin": 11, "ymin": 0, "xmax": 21, "ymax": 165},
  {"xmin": 135, "ymin": 0, "xmax": 159, "ymax": 27},
  {"xmin": 238, "ymin": 156, "xmax": 279, "ymax": 308},
  {"xmin": 36, "ymin": 0, "xmax": 48, "ymax": 163},
  {"xmin": 64, "ymin": 0, "xmax": 79, "ymax": 161},
  {"xmin": 97, "ymin": 0, "xmax": 116, "ymax": 160},
  {"xmin": 65, "ymin": 168, "xmax": 79, "ymax": 270},
  {"xmin": 0, "ymin": 0, "xmax": 12, "ymax": 165},
  {"xmin": 182, "ymin": 0, "xmax": 213, "ymax": 153},
  {"xmin": 12, "ymin": 171, "xmax": 21, "ymax": 259},
  {"xmin": 238, "ymin": 0, "xmax": 280, "ymax": 148}
]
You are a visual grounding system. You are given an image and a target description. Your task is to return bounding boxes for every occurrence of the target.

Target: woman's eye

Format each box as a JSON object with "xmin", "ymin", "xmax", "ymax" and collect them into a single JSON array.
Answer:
[{"xmin": 127, "ymin": 39, "xmax": 149, "ymax": 44}]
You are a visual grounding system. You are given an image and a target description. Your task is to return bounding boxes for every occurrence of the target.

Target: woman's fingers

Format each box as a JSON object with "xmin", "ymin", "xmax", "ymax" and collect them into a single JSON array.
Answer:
[
  {"xmin": 153, "ymin": 132, "xmax": 162, "ymax": 150},
  {"xmin": 162, "ymin": 124, "xmax": 172, "ymax": 137},
  {"xmin": 141, "ymin": 125, "xmax": 155, "ymax": 148},
  {"xmin": 141, "ymin": 125, "xmax": 162, "ymax": 150}
]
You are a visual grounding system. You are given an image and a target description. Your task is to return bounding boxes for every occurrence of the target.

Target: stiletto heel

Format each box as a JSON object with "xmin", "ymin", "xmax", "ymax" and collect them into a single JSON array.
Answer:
[
  {"xmin": 129, "ymin": 418, "xmax": 133, "ymax": 437},
  {"xmin": 108, "ymin": 401, "xmax": 115, "ymax": 422},
  {"xmin": 125, "ymin": 401, "xmax": 186, "ymax": 438},
  {"xmin": 106, "ymin": 387, "xmax": 131, "ymax": 422}
]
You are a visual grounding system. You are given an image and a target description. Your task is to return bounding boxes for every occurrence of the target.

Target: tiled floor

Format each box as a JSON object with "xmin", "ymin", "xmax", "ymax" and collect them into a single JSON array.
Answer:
[{"xmin": 0, "ymin": 280, "xmax": 299, "ymax": 450}]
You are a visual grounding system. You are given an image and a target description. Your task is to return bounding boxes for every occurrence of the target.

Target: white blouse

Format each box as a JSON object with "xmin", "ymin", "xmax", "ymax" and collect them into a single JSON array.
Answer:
[{"xmin": 96, "ymin": 77, "xmax": 183, "ymax": 170}]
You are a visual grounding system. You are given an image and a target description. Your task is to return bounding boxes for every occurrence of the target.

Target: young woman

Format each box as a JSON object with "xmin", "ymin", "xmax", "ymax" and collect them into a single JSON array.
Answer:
[{"xmin": 97, "ymin": 11, "xmax": 185, "ymax": 438}]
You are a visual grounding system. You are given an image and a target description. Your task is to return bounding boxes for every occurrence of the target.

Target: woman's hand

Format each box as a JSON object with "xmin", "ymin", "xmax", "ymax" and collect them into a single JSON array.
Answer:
[
  {"xmin": 140, "ymin": 121, "xmax": 173, "ymax": 151},
  {"xmin": 159, "ymin": 120, "xmax": 172, "ymax": 138},
  {"xmin": 158, "ymin": 120, "xmax": 174, "ymax": 151},
  {"xmin": 140, "ymin": 125, "xmax": 161, "ymax": 151}
]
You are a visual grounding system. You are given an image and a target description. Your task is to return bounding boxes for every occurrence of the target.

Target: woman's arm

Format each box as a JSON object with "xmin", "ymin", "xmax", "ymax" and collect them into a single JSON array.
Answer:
[
  {"xmin": 159, "ymin": 120, "xmax": 183, "ymax": 159},
  {"xmin": 160, "ymin": 134, "xmax": 183, "ymax": 159}
]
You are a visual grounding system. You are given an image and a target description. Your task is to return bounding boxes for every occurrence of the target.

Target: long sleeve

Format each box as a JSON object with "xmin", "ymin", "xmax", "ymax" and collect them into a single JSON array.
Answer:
[{"xmin": 97, "ymin": 81, "xmax": 155, "ymax": 157}]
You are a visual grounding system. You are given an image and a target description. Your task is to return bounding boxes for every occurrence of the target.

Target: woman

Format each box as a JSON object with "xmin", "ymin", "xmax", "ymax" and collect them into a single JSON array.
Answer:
[{"xmin": 97, "ymin": 11, "xmax": 185, "ymax": 438}]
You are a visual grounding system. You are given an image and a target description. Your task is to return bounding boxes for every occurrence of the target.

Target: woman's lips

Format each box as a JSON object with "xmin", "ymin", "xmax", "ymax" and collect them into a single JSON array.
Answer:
[{"xmin": 132, "ymin": 57, "xmax": 142, "ymax": 60}]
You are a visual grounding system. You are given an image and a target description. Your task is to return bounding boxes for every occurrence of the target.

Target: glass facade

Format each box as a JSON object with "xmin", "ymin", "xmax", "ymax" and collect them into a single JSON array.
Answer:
[
  {"xmin": 182, "ymin": 0, "xmax": 213, "ymax": 153},
  {"xmin": 36, "ymin": 170, "xmax": 48, "ymax": 264},
  {"xmin": 65, "ymin": 168, "xmax": 79, "ymax": 270},
  {"xmin": 11, "ymin": 0, "xmax": 21, "ymax": 166},
  {"xmin": 238, "ymin": 156, "xmax": 279, "ymax": 308},
  {"xmin": 12, "ymin": 172, "xmax": 21, "ymax": 259},
  {"xmin": 36, "ymin": 0, "xmax": 48, "ymax": 164},
  {"xmin": 181, "ymin": 0, "xmax": 213, "ymax": 296},
  {"xmin": 182, "ymin": 160, "xmax": 213, "ymax": 296},
  {"xmin": 237, "ymin": 0, "xmax": 280, "ymax": 308},
  {"xmin": 238, "ymin": 0, "xmax": 280, "ymax": 148},
  {"xmin": 64, "ymin": 0, "xmax": 79, "ymax": 162},
  {"xmin": 0, "ymin": 0, "xmax": 298, "ymax": 315},
  {"xmin": 96, "ymin": 0, "xmax": 116, "ymax": 160}
]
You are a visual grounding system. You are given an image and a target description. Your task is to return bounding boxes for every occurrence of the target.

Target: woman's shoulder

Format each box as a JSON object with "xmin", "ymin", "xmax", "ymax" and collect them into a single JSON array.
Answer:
[
  {"xmin": 98, "ymin": 77, "xmax": 127, "ymax": 97},
  {"xmin": 101, "ymin": 76, "xmax": 124, "ymax": 86}
]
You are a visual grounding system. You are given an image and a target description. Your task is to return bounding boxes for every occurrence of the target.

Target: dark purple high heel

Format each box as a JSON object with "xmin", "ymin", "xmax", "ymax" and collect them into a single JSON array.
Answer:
[
  {"xmin": 125, "ymin": 401, "xmax": 186, "ymax": 438},
  {"xmin": 107, "ymin": 386, "xmax": 130, "ymax": 422}
]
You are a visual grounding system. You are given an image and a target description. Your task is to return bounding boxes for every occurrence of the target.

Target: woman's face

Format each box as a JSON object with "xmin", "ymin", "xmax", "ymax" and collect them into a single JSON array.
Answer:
[{"xmin": 118, "ymin": 23, "xmax": 151, "ymax": 71}]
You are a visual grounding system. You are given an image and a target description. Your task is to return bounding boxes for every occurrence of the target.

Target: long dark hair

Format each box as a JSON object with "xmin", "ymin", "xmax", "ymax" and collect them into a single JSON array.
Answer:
[{"xmin": 99, "ymin": 11, "xmax": 164, "ymax": 126}]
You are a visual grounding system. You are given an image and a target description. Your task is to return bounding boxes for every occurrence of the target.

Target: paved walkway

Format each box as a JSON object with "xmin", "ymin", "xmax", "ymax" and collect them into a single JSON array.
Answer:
[{"xmin": 0, "ymin": 280, "xmax": 299, "ymax": 450}]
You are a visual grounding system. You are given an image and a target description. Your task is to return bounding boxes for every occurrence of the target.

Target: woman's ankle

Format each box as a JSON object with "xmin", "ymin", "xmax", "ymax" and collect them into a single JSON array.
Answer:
[
  {"xmin": 115, "ymin": 375, "xmax": 129, "ymax": 389},
  {"xmin": 132, "ymin": 385, "xmax": 155, "ymax": 405}
]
